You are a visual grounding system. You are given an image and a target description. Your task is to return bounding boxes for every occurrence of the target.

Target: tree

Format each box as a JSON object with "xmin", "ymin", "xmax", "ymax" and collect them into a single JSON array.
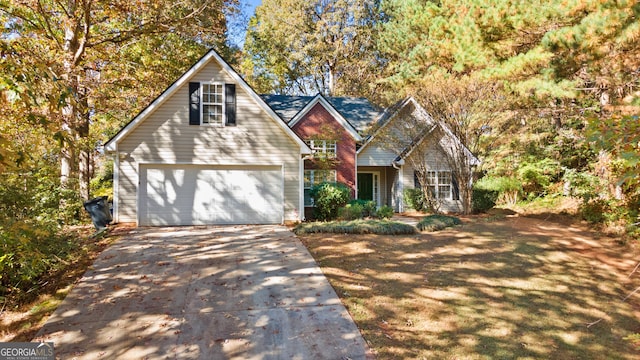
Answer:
[
  {"xmin": 378, "ymin": 0, "xmax": 640, "ymax": 105},
  {"xmin": 242, "ymin": 0, "xmax": 383, "ymax": 97},
  {"xmin": 0, "ymin": 0, "xmax": 238, "ymax": 200}
]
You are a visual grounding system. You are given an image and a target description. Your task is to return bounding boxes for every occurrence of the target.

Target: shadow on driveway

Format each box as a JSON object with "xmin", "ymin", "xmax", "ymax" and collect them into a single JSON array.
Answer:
[{"xmin": 36, "ymin": 225, "xmax": 370, "ymax": 359}]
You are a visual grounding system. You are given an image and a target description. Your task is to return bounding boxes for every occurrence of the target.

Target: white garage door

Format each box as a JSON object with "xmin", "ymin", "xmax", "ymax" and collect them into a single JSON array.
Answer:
[{"xmin": 139, "ymin": 165, "xmax": 283, "ymax": 226}]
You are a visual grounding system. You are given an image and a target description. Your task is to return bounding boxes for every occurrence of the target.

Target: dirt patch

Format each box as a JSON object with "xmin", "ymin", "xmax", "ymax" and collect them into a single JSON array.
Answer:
[{"xmin": 298, "ymin": 214, "xmax": 640, "ymax": 359}]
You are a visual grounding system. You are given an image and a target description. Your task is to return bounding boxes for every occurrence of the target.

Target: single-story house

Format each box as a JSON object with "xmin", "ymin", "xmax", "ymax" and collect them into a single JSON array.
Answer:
[{"xmin": 104, "ymin": 49, "xmax": 478, "ymax": 226}]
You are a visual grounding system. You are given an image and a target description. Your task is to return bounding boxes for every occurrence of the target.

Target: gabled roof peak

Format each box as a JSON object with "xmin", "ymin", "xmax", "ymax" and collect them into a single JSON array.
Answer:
[{"xmin": 261, "ymin": 93, "xmax": 382, "ymax": 134}]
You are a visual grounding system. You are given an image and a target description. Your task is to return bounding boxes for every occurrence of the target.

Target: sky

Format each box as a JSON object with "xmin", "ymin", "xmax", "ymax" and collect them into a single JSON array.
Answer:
[{"xmin": 228, "ymin": 0, "xmax": 262, "ymax": 48}]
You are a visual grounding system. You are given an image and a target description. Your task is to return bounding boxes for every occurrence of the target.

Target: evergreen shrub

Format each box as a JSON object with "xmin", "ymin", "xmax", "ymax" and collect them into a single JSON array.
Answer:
[{"xmin": 310, "ymin": 182, "xmax": 351, "ymax": 221}]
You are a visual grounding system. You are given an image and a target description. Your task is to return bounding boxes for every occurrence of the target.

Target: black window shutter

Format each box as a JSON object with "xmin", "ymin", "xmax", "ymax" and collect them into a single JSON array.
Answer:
[
  {"xmin": 225, "ymin": 84, "xmax": 236, "ymax": 126},
  {"xmin": 452, "ymin": 176, "xmax": 460, "ymax": 200},
  {"xmin": 189, "ymin": 82, "xmax": 200, "ymax": 125}
]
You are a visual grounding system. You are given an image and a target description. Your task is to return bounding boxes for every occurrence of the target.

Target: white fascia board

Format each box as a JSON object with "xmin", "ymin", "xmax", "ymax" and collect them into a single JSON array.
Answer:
[
  {"xmin": 104, "ymin": 49, "xmax": 311, "ymax": 155},
  {"xmin": 288, "ymin": 94, "xmax": 363, "ymax": 142}
]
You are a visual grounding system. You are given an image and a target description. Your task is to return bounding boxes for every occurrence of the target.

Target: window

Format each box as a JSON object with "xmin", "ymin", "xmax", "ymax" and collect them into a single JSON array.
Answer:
[
  {"xmin": 426, "ymin": 171, "xmax": 437, "ymax": 198},
  {"xmin": 189, "ymin": 82, "xmax": 236, "ymax": 126},
  {"xmin": 306, "ymin": 140, "xmax": 337, "ymax": 159},
  {"xmin": 416, "ymin": 170, "xmax": 456, "ymax": 200},
  {"xmin": 201, "ymin": 83, "xmax": 224, "ymax": 125},
  {"xmin": 304, "ymin": 169, "xmax": 337, "ymax": 206},
  {"xmin": 438, "ymin": 171, "xmax": 452, "ymax": 199}
]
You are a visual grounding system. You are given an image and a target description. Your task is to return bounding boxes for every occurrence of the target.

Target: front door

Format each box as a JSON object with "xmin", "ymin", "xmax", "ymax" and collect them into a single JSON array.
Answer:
[{"xmin": 357, "ymin": 172, "xmax": 379, "ymax": 204}]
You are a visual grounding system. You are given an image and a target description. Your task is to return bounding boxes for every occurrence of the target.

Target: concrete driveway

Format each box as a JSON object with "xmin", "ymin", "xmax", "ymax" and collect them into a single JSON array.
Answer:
[{"xmin": 36, "ymin": 225, "xmax": 370, "ymax": 359}]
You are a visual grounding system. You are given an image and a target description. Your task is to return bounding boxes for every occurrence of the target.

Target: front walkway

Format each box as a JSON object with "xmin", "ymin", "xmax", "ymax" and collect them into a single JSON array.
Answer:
[{"xmin": 35, "ymin": 225, "xmax": 370, "ymax": 359}]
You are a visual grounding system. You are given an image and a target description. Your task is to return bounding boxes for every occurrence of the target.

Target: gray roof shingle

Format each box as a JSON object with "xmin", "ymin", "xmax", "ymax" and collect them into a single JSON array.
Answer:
[{"xmin": 260, "ymin": 94, "xmax": 382, "ymax": 134}]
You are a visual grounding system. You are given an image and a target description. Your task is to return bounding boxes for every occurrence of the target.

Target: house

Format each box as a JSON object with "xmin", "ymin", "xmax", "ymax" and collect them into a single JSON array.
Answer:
[
  {"xmin": 262, "ymin": 94, "xmax": 479, "ymax": 217},
  {"xmin": 104, "ymin": 49, "xmax": 477, "ymax": 226},
  {"xmin": 104, "ymin": 50, "xmax": 311, "ymax": 226}
]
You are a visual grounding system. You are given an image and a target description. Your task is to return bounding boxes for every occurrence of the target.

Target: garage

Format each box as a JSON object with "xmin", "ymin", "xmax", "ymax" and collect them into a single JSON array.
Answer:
[{"xmin": 139, "ymin": 164, "xmax": 283, "ymax": 226}]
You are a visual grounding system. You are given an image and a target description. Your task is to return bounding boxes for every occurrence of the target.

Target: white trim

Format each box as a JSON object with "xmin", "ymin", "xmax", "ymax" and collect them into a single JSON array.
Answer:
[
  {"xmin": 136, "ymin": 161, "xmax": 141, "ymax": 227},
  {"xmin": 303, "ymin": 169, "xmax": 337, "ymax": 207},
  {"xmin": 104, "ymin": 49, "xmax": 311, "ymax": 155},
  {"xmin": 288, "ymin": 94, "xmax": 363, "ymax": 142},
  {"xmin": 357, "ymin": 171, "xmax": 381, "ymax": 206},
  {"xmin": 399, "ymin": 165, "xmax": 405, "ymax": 213},
  {"xmin": 299, "ymin": 156, "xmax": 306, "ymax": 221},
  {"xmin": 112, "ymin": 150, "xmax": 119, "ymax": 223},
  {"xmin": 281, "ymin": 164, "xmax": 286, "ymax": 224},
  {"xmin": 200, "ymin": 82, "xmax": 225, "ymax": 126}
]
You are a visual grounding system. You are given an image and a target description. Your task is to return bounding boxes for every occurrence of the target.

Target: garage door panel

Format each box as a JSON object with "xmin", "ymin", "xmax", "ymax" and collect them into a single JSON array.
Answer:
[{"xmin": 140, "ymin": 165, "xmax": 283, "ymax": 226}]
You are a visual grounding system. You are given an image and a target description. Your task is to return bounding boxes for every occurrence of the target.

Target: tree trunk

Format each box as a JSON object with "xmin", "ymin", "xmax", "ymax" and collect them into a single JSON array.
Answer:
[
  {"xmin": 61, "ymin": 18, "xmax": 78, "ymax": 195},
  {"xmin": 77, "ymin": 92, "xmax": 91, "ymax": 201}
]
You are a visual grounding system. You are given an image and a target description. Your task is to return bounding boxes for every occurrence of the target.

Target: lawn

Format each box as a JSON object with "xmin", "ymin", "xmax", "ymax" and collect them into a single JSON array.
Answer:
[{"xmin": 297, "ymin": 214, "xmax": 640, "ymax": 359}]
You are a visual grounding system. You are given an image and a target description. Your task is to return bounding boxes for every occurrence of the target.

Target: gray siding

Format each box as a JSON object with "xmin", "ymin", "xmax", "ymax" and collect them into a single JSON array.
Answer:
[
  {"xmin": 116, "ymin": 61, "xmax": 302, "ymax": 223},
  {"xmin": 357, "ymin": 138, "xmax": 398, "ymax": 166}
]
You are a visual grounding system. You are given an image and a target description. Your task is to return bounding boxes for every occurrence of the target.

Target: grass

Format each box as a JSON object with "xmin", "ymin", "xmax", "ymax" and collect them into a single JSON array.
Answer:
[
  {"xmin": 297, "ymin": 215, "xmax": 640, "ymax": 359},
  {"xmin": 293, "ymin": 219, "xmax": 417, "ymax": 235},
  {"xmin": 416, "ymin": 214, "xmax": 462, "ymax": 231}
]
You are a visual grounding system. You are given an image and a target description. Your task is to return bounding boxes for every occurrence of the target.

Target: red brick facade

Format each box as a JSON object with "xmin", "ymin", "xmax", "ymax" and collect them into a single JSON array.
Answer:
[{"xmin": 291, "ymin": 103, "xmax": 357, "ymax": 197}]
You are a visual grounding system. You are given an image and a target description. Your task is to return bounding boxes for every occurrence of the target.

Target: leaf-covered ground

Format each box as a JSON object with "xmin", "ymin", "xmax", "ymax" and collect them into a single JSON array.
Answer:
[
  {"xmin": 0, "ymin": 225, "xmax": 130, "ymax": 342},
  {"xmin": 298, "ymin": 214, "xmax": 640, "ymax": 359}
]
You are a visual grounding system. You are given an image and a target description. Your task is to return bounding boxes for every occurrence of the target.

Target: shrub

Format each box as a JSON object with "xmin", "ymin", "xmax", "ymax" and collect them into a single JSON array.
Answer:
[
  {"xmin": 417, "ymin": 214, "xmax": 462, "ymax": 232},
  {"xmin": 348, "ymin": 199, "xmax": 377, "ymax": 217},
  {"xmin": 0, "ymin": 221, "xmax": 75, "ymax": 300},
  {"xmin": 294, "ymin": 219, "xmax": 417, "ymax": 235},
  {"xmin": 403, "ymin": 188, "xmax": 427, "ymax": 212},
  {"xmin": 310, "ymin": 182, "xmax": 351, "ymax": 221},
  {"xmin": 580, "ymin": 198, "xmax": 609, "ymax": 223},
  {"xmin": 472, "ymin": 187, "xmax": 499, "ymax": 213},
  {"xmin": 517, "ymin": 159, "xmax": 561, "ymax": 198},
  {"xmin": 338, "ymin": 203, "xmax": 364, "ymax": 220},
  {"xmin": 474, "ymin": 176, "xmax": 521, "ymax": 205},
  {"xmin": 375, "ymin": 205, "xmax": 394, "ymax": 219},
  {"xmin": 562, "ymin": 169, "xmax": 601, "ymax": 199}
]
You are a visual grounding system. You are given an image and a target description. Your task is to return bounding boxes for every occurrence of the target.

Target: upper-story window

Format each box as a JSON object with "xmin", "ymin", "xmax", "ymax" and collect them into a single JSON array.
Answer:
[
  {"xmin": 189, "ymin": 82, "xmax": 236, "ymax": 126},
  {"xmin": 306, "ymin": 140, "xmax": 337, "ymax": 159},
  {"xmin": 201, "ymin": 83, "xmax": 224, "ymax": 125}
]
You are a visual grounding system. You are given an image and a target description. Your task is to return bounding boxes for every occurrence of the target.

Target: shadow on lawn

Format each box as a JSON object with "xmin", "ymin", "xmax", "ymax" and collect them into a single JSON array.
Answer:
[{"xmin": 299, "ymin": 215, "xmax": 640, "ymax": 359}]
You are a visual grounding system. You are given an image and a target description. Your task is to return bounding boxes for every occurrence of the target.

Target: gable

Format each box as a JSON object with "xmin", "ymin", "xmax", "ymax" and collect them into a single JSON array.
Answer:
[
  {"xmin": 104, "ymin": 49, "xmax": 310, "ymax": 155},
  {"xmin": 358, "ymin": 96, "xmax": 480, "ymax": 166},
  {"xmin": 287, "ymin": 94, "xmax": 363, "ymax": 142}
]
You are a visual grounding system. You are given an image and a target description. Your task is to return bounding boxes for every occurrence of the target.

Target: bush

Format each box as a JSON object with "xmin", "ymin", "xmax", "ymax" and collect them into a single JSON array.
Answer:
[
  {"xmin": 294, "ymin": 219, "xmax": 417, "ymax": 235},
  {"xmin": 310, "ymin": 182, "xmax": 351, "ymax": 221},
  {"xmin": 580, "ymin": 198, "xmax": 609, "ymax": 223},
  {"xmin": 338, "ymin": 203, "xmax": 364, "ymax": 220},
  {"xmin": 474, "ymin": 176, "xmax": 521, "ymax": 205},
  {"xmin": 472, "ymin": 187, "xmax": 499, "ymax": 213},
  {"xmin": 0, "ymin": 221, "xmax": 75, "ymax": 300},
  {"xmin": 517, "ymin": 159, "xmax": 561, "ymax": 198},
  {"xmin": 376, "ymin": 205, "xmax": 394, "ymax": 219},
  {"xmin": 403, "ymin": 188, "xmax": 427, "ymax": 212},
  {"xmin": 562, "ymin": 169, "xmax": 601, "ymax": 199},
  {"xmin": 417, "ymin": 214, "xmax": 462, "ymax": 232},
  {"xmin": 347, "ymin": 199, "xmax": 377, "ymax": 217}
]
